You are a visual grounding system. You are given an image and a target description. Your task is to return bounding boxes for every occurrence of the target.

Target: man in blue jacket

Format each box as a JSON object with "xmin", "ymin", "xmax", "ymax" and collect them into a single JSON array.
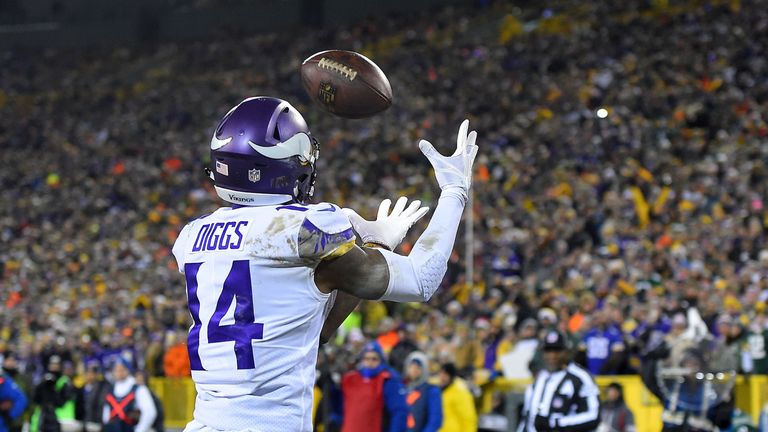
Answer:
[
  {"xmin": 404, "ymin": 351, "xmax": 442, "ymax": 432},
  {"xmin": 0, "ymin": 372, "xmax": 28, "ymax": 432}
]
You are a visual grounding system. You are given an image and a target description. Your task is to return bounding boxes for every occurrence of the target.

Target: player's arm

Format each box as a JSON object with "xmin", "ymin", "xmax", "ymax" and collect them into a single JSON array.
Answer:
[
  {"xmin": 315, "ymin": 197, "xmax": 430, "ymax": 343},
  {"xmin": 319, "ymin": 290, "xmax": 361, "ymax": 345},
  {"xmin": 315, "ymin": 245, "xmax": 390, "ymax": 298},
  {"xmin": 317, "ymin": 119, "xmax": 478, "ymax": 302},
  {"xmin": 311, "ymin": 196, "xmax": 429, "ymax": 299}
]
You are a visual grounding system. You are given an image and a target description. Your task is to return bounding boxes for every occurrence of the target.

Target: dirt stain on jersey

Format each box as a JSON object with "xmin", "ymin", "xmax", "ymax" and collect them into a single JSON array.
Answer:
[
  {"xmin": 265, "ymin": 215, "xmax": 287, "ymax": 235},
  {"xmin": 418, "ymin": 232, "xmax": 440, "ymax": 251}
]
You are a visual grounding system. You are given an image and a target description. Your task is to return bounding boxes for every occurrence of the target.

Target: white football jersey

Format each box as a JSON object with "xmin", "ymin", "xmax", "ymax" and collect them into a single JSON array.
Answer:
[{"xmin": 172, "ymin": 202, "xmax": 355, "ymax": 432}]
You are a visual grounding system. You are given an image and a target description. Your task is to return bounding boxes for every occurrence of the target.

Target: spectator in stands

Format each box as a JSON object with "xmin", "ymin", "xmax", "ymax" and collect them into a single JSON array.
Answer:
[
  {"xmin": 403, "ymin": 352, "xmax": 442, "ymax": 432},
  {"xmin": 56, "ymin": 361, "xmax": 78, "ymax": 426},
  {"xmin": 0, "ymin": 372, "xmax": 27, "ymax": 432},
  {"xmin": 450, "ymin": 324, "xmax": 483, "ymax": 376},
  {"xmin": 30, "ymin": 356, "xmax": 74, "ymax": 432},
  {"xmin": 437, "ymin": 363, "xmax": 476, "ymax": 432},
  {"xmin": 664, "ymin": 313, "xmax": 697, "ymax": 369},
  {"xmin": 341, "ymin": 342, "xmax": 407, "ymax": 432},
  {"xmin": 475, "ymin": 319, "xmax": 503, "ymax": 375},
  {"xmin": 102, "ymin": 357, "xmax": 157, "ymax": 432},
  {"xmin": 579, "ymin": 310, "xmax": 628, "ymax": 375},
  {"xmin": 598, "ymin": 382, "xmax": 636, "ymax": 432},
  {"xmin": 143, "ymin": 336, "xmax": 165, "ymax": 378},
  {"xmin": 744, "ymin": 320, "xmax": 768, "ymax": 374},
  {"xmin": 78, "ymin": 362, "xmax": 108, "ymax": 432},
  {"xmin": 134, "ymin": 371, "xmax": 163, "ymax": 432},
  {"xmin": 641, "ymin": 345, "xmax": 733, "ymax": 432},
  {"xmin": 161, "ymin": 333, "xmax": 190, "ymax": 378},
  {"xmin": 2, "ymin": 352, "xmax": 31, "ymax": 432},
  {"xmin": 711, "ymin": 315, "xmax": 742, "ymax": 372},
  {"xmin": 390, "ymin": 324, "xmax": 419, "ymax": 375},
  {"xmin": 536, "ymin": 308, "xmax": 558, "ymax": 335}
]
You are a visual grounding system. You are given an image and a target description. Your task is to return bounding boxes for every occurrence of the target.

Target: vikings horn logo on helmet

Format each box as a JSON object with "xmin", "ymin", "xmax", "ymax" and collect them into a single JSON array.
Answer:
[{"xmin": 248, "ymin": 132, "xmax": 315, "ymax": 163}]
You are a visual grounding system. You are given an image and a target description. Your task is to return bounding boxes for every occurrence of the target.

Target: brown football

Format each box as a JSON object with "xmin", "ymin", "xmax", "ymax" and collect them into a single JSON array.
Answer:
[{"xmin": 301, "ymin": 50, "xmax": 393, "ymax": 119}]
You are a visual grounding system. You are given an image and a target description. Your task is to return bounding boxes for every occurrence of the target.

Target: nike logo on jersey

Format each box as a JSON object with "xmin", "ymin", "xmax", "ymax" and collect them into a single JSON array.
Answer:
[{"xmin": 318, "ymin": 204, "xmax": 336, "ymax": 212}]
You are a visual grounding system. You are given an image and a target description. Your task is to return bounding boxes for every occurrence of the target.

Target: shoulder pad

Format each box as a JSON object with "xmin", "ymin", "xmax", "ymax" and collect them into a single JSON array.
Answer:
[{"xmin": 298, "ymin": 203, "xmax": 356, "ymax": 260}]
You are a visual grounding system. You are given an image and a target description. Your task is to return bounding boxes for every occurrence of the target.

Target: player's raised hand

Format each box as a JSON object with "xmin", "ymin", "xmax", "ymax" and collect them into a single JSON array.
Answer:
[
  {"xmin": 342, "ymin": 197, "xmax": 429, "ymax": 251},
  {"xmin": 418, "ymin": 119, "xmax": 479, "ymax": 201}
]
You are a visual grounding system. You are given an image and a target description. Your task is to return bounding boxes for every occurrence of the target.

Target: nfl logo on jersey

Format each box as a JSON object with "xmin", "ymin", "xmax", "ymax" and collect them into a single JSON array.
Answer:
[{"xmin": 248, "ymin": 169, "xmax": 261, "ymax": 182}]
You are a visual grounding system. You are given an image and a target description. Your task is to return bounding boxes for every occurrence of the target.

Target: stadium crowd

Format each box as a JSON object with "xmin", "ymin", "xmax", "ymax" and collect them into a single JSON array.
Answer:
[{"xmin": 3, "ymin": 0, "xmax": 768, "ymax": 429}]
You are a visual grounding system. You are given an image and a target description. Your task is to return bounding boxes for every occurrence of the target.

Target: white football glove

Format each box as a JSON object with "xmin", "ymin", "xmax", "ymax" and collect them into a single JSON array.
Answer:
[
  {"xmin": 419, "ymin": 119, "xmax": 479, "ymax": 202},
  {"xmin": 343, "ymin": 197, "xmax": 430, "ymax": 251}
]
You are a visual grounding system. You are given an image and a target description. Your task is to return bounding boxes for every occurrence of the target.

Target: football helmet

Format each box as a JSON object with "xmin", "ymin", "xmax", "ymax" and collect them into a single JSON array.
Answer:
[{"xmin": 208, "ymin": 97, "xmax": 319, "ymax": 205}]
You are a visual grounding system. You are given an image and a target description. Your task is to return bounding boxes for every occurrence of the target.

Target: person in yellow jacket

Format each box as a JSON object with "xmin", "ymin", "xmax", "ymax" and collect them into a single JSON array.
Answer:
[{"xmin": 437, "ymin": 363, "xmax": 477, "ymax": 432}]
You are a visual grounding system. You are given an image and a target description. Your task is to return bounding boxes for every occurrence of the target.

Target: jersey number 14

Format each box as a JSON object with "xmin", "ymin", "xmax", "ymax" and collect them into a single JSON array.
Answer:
[{"xmin": 184, "ymin": 260, "xmax": 264, "ymax": 370}]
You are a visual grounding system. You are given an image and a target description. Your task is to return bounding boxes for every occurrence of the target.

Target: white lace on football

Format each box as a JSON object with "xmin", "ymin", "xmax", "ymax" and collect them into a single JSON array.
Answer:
[{"xmin": 318, "ymin": 58, "xmax": 358, "ymax": 81}]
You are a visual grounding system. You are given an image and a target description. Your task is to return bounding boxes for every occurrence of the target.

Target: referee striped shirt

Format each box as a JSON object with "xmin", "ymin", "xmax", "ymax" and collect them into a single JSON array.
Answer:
[{"xmin": 518, "ymin": 362, "xmax": 601, "ymax": 432}]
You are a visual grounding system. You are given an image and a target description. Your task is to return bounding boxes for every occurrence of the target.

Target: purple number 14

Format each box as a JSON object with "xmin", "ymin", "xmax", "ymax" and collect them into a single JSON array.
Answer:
[{"xmin": 185, "ymin": 260, "xmax": 264, "ymax": 370}]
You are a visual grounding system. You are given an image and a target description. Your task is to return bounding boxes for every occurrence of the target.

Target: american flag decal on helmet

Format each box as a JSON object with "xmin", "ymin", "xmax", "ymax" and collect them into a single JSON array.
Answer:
[{"xmin": 216, "ymin": 160, "xmax": 229, "ymax": 176}]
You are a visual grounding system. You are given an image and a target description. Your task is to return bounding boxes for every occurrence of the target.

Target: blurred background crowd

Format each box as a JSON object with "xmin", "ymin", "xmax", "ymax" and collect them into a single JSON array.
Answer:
[{"xmin": 3, "ymin": 0, "xmax": 768, "ymax": 430}]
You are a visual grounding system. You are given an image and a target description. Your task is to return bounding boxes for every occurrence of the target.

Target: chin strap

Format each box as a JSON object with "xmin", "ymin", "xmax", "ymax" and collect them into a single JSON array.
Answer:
[
  {"xmin": 295, "ymin": 138, "xmax": 320, "ymax": 203},
  {"xmin": 294, "ymin": 162, "xmax": 318, "ymax": 204},
  {"xmin": 204, "ymin": 166, "xmax": 215, "ymax": 182}
]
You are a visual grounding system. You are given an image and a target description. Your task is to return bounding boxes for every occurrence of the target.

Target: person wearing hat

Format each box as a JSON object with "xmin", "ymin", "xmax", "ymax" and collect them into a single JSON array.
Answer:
[
  {"xmin": 597, "ymin": 382, "xmax": 636, "ymax": 432},
  {"xmin": 711, "ymin": 314, "xmax": 742, "ymax": 372},
  {"xmin": 640, "ymin": 343, "xmax": 734, "ymax": 431},
  {"xmin": 403, "ymin": 352, "xmax": 442, "ymax": 432},
  {"xmin": 0, "ymin": 367, "xmax": 27, "ymax": 432},
  {"xmin": 2, "ymin": 351, "xmax": 32, "ymax": 432},
  {"xmin": 340, "ymin": 341, "xmax": 407, "ymax": 432},
  {"xmin": 79, "ymin": 361, "xmax": 108, "ymax": 432},
  {"xmin": 102, "ymin": 358, "xmax": 156, "ymax": 432},
  {"xmin": 517, "ymin": 331, "xmax": 600, "ymax": 432},
  {"xmin": 437, "ymin": 363, "xmax": 476, "ymax": 432},
  {"xmin": 30, "ymin": 355, "xmax": 74, "ymax": 432}
]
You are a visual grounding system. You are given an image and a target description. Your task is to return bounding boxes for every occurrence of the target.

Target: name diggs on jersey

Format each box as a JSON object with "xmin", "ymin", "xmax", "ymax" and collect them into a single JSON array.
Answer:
[{"xmin": 192, "ymin": 221, "xmax": 249, "ymax": 252}]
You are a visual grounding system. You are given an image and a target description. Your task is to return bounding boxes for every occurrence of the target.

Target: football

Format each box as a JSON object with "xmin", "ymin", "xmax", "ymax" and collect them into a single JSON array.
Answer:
[{"xmin": 300, "ymin": 50, "xmax": 393, "ymax": 119}]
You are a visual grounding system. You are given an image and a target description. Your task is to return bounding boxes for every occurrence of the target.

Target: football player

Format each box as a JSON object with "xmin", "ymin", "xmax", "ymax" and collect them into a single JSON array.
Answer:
[{"xmin": 172, "ymin": 96, "xmax": 478, "ymax": 432}]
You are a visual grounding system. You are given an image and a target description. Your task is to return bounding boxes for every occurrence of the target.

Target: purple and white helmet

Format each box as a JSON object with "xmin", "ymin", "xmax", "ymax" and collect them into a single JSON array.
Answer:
[{"xmin": 208, "ymin": 97, "xmax": 319, "ymax": 205}]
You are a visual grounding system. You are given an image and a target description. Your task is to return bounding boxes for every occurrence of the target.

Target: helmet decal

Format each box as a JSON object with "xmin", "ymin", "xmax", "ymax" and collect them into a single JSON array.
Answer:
[
  {"xmin": 248, "ymin": 132, "xmax": 316, "ymax": 163},
  {"xmin": 211, "ymin": 135, "xmax": 232, "ymax": 150}
]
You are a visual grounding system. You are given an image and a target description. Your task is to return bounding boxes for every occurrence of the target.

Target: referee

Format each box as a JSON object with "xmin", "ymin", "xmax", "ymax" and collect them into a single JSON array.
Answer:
[{"xmin": 517, "ymin": 331, "xmax": 601, "ymax": 432}]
